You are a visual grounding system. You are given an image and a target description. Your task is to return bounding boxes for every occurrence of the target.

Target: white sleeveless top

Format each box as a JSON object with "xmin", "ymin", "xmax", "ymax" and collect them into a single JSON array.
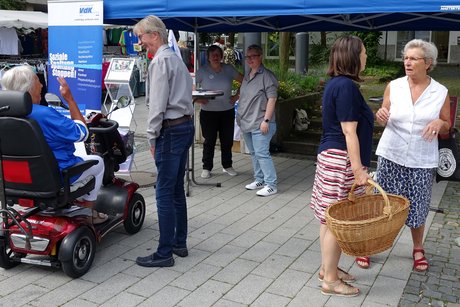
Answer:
[{"xmin": 376, "ymin": 76, "xmax": 448, "ymax": 168}]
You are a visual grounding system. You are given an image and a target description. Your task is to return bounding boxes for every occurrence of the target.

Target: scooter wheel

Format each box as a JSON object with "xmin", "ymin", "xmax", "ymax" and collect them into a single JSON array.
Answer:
[
  {"xmin": 59, "ymin": 227, "xmax": 96, "ymax": 278},
  {"xmin": 0, "ymin": 236, "xmax": 20, "ymax": 269},
  {"xmin": 124, "ymin": 193, "xmax": 146, "ymax": 234}
]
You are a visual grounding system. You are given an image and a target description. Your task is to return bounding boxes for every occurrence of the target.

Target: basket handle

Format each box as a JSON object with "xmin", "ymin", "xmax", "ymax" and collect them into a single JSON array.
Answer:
[{"xmin": 348, "ymin": 179, "xmax": 393, "ymax": 219}]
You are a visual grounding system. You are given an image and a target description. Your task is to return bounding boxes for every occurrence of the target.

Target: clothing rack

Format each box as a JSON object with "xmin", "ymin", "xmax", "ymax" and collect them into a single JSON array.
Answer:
[{"xmin": 0, "ymin": 57, "xmax": 48, "ymax": 70}]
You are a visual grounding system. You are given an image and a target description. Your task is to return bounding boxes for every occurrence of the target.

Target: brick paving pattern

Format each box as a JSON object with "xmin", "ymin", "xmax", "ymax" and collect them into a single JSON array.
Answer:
[
  {"xmin": 0, "ymin": 99, "xmax": 459, "ymax": 306},
  {"xmin": 400, "ymin": 181, "xmax": 460, "ymax": 307}
]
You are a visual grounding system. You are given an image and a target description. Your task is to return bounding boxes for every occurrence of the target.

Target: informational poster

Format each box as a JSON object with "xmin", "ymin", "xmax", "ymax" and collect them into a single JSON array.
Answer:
[
  {"xmin": 105, "ymin": 58, "xmax": 136, "ymax": 83},
  {"xmin": 48, "ymin": 0, "xmax": 103, "ymax": 113},
  {"xmin": 104, "ymin": 57, "xmax": 136, "ymax": 128}
]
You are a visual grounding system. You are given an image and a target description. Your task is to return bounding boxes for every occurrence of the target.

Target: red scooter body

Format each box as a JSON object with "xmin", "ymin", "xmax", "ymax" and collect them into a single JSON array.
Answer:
[{"xmin": 0, "ymin": 102, "xmax": 145, "ymax": 278}]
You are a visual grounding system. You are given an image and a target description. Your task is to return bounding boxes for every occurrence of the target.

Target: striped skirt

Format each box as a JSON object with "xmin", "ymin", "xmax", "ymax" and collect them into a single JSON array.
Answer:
[{"xmin": 310, "ymin": 149, "xmax": 366, "ymax": 224}]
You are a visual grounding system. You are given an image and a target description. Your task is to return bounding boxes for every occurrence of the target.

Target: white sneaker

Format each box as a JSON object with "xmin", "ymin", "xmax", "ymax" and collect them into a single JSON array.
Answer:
[
  {"xmin": 201, "ymin": 170, "xmax": 211, "ymax": 179},
  {"xmin": 256, "ymin": 186, "xmax": 277, "ymax": 197},
  {"xmin": 245, "ymin": 181, "xmax": 264, "ymax": 190},
  {"xmin": 223, "ymin": 167, "xmax": 238, "ymax": 176}
]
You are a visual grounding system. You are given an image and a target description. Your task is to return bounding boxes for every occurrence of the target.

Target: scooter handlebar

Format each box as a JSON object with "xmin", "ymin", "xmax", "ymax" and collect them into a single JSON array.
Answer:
[{"xmin": 88, "ymin": 118, "xmax": 119, "ymax": 134}]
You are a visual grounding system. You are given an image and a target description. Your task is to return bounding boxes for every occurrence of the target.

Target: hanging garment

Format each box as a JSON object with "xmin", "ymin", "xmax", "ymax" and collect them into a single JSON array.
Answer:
[{"xmin": 0, "ymin": 28, "xmax": 20, "ymax": 55}]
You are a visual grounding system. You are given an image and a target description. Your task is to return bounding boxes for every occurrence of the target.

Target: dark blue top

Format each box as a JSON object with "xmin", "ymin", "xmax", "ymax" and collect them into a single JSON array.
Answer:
[{"xmin": 318, "ymin": 76, "xmax": 374, "ymax": 167}]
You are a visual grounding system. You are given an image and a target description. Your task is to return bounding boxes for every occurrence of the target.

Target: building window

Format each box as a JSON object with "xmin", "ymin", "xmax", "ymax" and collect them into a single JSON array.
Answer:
[{"xmin": 396, "ymin": 31, "xmax": 430, "ymax": 59}]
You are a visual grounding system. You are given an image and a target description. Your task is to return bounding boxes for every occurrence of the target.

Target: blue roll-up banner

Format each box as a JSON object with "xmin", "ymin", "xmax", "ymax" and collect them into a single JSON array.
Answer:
[{"xmin": 48, "ymin": 0, "xmax": 103, "ymax": 114}]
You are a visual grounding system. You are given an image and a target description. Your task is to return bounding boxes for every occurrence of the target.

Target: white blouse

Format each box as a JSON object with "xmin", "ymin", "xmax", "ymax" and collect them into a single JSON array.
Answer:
[{"xmin": 376, "ymin": 76, "xmax": 448, "ymax": 168}]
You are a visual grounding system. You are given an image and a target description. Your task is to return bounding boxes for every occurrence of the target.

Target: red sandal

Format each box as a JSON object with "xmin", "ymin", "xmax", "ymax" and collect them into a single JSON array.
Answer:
[
  {"xmin": 413, "ymin": 248, "xmax": 429, "ymax": 272},
  {"xmin": 355, "ymin": 256, "xmax": 370, "ymax": 269}
]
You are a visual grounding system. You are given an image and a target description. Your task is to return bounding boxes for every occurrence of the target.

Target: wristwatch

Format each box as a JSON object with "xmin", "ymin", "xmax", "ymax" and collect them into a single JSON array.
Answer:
[{"xmin": 264, "ymin": 119, "xmax": 270, "ymax": 123}]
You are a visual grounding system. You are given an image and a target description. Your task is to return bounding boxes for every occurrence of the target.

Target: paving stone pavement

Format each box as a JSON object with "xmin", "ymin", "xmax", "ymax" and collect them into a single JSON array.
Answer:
[
  {"xmin": 399, "ymin": 182, "xmax": 460, "ymax": 307},
  {"xmin": 0, "ymin": 98, "xmax": 458, "ymax": 306}
]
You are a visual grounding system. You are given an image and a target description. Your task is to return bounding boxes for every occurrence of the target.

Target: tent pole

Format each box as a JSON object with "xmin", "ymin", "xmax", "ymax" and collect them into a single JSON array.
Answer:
[{"xmin": 194, "ymin": 24, "xmax": 199, "ymax": 75}]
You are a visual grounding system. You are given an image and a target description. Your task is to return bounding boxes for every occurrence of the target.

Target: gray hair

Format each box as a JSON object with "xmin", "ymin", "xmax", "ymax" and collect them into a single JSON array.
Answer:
[
  {"xmin": 133, "ymin": 15, "xmax": 168, "ymax": 44},
  {"xmin": 403, "ymin": 39, "xmax": 438, "ymax": 72},
  {"xmin": 1, "ymin": 65, "xmax": 36, "ymax": 92},
  {"xmin": 246, "ymin": 44, "xmax": 263, "ymax": 56}
]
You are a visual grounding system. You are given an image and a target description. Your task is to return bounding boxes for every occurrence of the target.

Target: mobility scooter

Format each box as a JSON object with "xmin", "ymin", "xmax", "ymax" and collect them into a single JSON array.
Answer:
[{"xmin": 0, "ymin": 91, "xmax": 146, "ymax": 278}]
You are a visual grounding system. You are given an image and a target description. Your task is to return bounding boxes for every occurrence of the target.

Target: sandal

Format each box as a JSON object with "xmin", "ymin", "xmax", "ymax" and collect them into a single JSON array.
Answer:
[
  {"xmin": 92, "ymin": 210, "xmax": 108, "ymax": 225},
  {"xmin": 318, "ymin": 267, "xmax": 356, "ymax": 282},
  {"xmin": 321, "ymin": 279, "xmax": 359, "ymax": 297},
  {"xmin": 413, "ymin": 248, "xmax": 429, "ymax": 272},
  {"xmin": 355, "ymin": 256, "xmax": 370, "ymax": 269}
]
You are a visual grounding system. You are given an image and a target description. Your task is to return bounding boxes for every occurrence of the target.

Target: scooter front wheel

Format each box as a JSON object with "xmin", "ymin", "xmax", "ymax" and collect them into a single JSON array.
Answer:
[
  {"xmin": 0, "ymin": 235, "xmax": 20, "ymax": 269},
  {"xmin": 123, "ymin": 193, "xmax": 145, "ymax": 234},
  {"xmin": 59, "ymin": 227, "xmax": 96, "ymax": 278}
]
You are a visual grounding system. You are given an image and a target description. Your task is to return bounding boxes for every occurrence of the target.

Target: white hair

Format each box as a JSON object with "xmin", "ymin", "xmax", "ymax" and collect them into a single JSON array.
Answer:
[
  {"xmin": 403, "ymin": 39, "xmax": 438, "ymax": 72},
  {"xmin": 1, "ymin": 65, "xmax": 36, "ymax": 92},
  {"xmin": 133, "ymin": 15, "xmax": 168, "ymax": 44}
]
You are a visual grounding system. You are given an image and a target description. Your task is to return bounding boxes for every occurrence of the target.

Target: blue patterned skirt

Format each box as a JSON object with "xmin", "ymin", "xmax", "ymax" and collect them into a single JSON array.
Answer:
[{"xmin": 376, "ymin": 156, "xmax": 435, "ymax": 228}]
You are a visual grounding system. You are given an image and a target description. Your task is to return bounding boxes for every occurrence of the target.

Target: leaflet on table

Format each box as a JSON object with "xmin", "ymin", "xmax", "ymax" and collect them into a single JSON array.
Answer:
[{"xmin": 192, "ymin": 90, "xmax": 224, "ymax": 97}]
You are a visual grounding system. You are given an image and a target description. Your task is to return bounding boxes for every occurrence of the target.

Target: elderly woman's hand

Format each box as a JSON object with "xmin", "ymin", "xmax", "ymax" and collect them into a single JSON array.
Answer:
[
  {"xmin": 375, "ymin": 107, "xmax": 390, "ymax": 126},
  {"xmin": 57, "ymin": 77, "xmax": 75, "ymax": 103},
  {"xmin": 422, "ymin": 119, "xmax": 444, "ymax": 142}
]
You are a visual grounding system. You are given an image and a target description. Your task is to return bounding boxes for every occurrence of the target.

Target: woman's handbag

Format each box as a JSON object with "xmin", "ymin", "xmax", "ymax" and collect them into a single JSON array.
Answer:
[{"xmin": 437, "ymin": 128, "xmax": 460, "ymax": 182}]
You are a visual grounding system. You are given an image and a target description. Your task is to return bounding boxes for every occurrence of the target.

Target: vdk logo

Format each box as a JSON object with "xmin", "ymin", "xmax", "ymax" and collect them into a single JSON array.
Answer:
[{"xmin": 79, "ymin": 7, "xmax": 93, "ymax": 14}]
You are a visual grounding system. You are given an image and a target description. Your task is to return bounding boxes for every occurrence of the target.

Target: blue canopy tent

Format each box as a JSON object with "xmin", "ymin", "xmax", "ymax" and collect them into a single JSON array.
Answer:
[{"xmin": 103, "ymin": 0, "xmax": 460, "ymax": 32}]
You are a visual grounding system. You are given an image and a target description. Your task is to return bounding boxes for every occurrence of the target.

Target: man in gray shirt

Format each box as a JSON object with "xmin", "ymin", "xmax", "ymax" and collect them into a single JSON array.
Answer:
[{"xmin": 134, "ymin": 15, "xmax": 194, "ymax": 267}]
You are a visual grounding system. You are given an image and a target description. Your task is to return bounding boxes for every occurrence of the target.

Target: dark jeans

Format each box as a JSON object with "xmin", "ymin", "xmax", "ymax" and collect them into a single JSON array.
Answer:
[
  {"xmin": 200, "ymin": 109, "xmax": 235, "ymax": 171},
  {"xmin": 154, "ymin": 120, "xmax": 194, "ymax": 257}
]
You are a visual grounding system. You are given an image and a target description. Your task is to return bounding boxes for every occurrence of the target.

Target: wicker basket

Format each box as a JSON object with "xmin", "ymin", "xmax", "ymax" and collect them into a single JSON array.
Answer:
[{"xmin": 325, "ymin": 179, "xmax": 410, "ymax": 257}]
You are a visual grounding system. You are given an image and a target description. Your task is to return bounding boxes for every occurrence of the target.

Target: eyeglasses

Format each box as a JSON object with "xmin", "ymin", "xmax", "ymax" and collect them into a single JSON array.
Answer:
[
  {"xmin": 138, "ymin": 32, "xmax": 151, "ymax": 41},
  {"xmin": 403, "ymin": 56, "xmax": 425, "ymax": 62},
  {"xmin": 245, "ymin": 54, "xmax": 261, "ymax": 60}
]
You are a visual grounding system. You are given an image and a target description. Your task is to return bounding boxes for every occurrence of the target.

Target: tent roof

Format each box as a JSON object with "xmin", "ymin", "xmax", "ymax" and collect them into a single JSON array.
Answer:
[
  {"xmin": 0, "ymin": 10, "xmax": 48, "ymax": 29},
  {"xmin": 103, "ymin": 0, "xmax": 460, "ymax": 32}
]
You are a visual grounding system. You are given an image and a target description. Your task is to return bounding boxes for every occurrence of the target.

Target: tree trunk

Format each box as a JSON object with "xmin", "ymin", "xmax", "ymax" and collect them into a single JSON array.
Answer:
[
  {"xmin": 320, "ymin": 32, "xmax": 327, "ymax": 46},
  {"xmin": 279, "ymin": 32, "xmax": 291, "ymax": 80},
  {"xmin": 228, "ymin": 33, "xmax": 235, "ymax": 46}
]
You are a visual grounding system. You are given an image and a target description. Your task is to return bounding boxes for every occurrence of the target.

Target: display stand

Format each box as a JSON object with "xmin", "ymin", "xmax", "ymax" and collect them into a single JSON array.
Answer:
[
  {"xmin": 187, "ymin": 90, "xmax": 224, "ymax": 196},
  {"xmin": 104, "ymin": 58, "xmax": 137, "ymax": 175}
]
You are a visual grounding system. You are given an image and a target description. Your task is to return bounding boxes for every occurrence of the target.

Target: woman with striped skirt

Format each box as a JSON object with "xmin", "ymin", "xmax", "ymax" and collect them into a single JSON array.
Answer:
[{"xmin": 309, "ymin": 35, "xmax": 374, "ymax": 297}]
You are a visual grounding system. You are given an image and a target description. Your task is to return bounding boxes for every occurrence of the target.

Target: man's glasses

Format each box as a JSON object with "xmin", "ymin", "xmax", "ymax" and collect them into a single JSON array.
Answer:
[
  {"xmin": 138, "ymin": 32, "xmax": 155, "ymax": 41},
  {"xmin": 138, "ymin": 33, "xmax": 148, "ymax": 41},
  {"xmin": 245, "ymin": 54, "xmax": 261, "ymax": 60}
]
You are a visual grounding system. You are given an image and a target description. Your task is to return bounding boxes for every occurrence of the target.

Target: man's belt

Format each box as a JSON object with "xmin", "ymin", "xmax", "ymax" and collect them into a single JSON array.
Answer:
[{"xmin": 162, "ymin": 115, "xmax": 192, "ymax": 127}]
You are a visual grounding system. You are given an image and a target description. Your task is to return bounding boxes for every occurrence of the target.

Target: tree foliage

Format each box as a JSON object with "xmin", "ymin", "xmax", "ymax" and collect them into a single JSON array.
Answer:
[{"xmin": 0, "ymin": 0, "xmax": 26, "ymax": 10}]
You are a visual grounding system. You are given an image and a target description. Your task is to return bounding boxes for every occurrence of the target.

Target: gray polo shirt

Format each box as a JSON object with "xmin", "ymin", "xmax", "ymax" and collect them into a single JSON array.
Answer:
[
  {"xmin": 146, "ymin": 44, "xmax": 193, "ymax": 145},
  {"xmin": 195, "ymin": 63, "xmax": 240, "ymax": 112},
  {"xmin": 237, "ymin": 65, "xmax": 278, "ymax": 133}
]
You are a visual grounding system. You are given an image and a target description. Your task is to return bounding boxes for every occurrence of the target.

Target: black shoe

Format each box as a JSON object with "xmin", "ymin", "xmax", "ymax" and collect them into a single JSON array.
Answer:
[
  {"xmin": 172, "ymin": 247, "xmax": 189, "ymax": 257},
  {"xmin": 136, "ymin": 253, "xmax": 174, "ymax": 267}
]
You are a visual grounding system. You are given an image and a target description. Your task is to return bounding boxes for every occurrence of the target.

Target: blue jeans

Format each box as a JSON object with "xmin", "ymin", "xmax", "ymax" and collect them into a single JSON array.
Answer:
[
  {"xmin": 242, "ymin": 123, "xmax": 277, "ymax": 188},
  {"xmin": 154, "ymin": 120, "xmax": 194, "ymax": 257}
]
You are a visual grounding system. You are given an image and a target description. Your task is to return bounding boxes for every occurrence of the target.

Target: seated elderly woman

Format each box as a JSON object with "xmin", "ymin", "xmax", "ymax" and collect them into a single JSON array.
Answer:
[{"xmin": 0, "ymin": 65, "xmax": 107, "ymax": 224}]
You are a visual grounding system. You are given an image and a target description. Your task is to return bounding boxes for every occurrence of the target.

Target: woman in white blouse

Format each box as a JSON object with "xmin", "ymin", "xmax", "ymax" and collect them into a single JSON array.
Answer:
[{"xmin": 360, "ymin": 39, "xmax": 450, "ymax": 272}]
